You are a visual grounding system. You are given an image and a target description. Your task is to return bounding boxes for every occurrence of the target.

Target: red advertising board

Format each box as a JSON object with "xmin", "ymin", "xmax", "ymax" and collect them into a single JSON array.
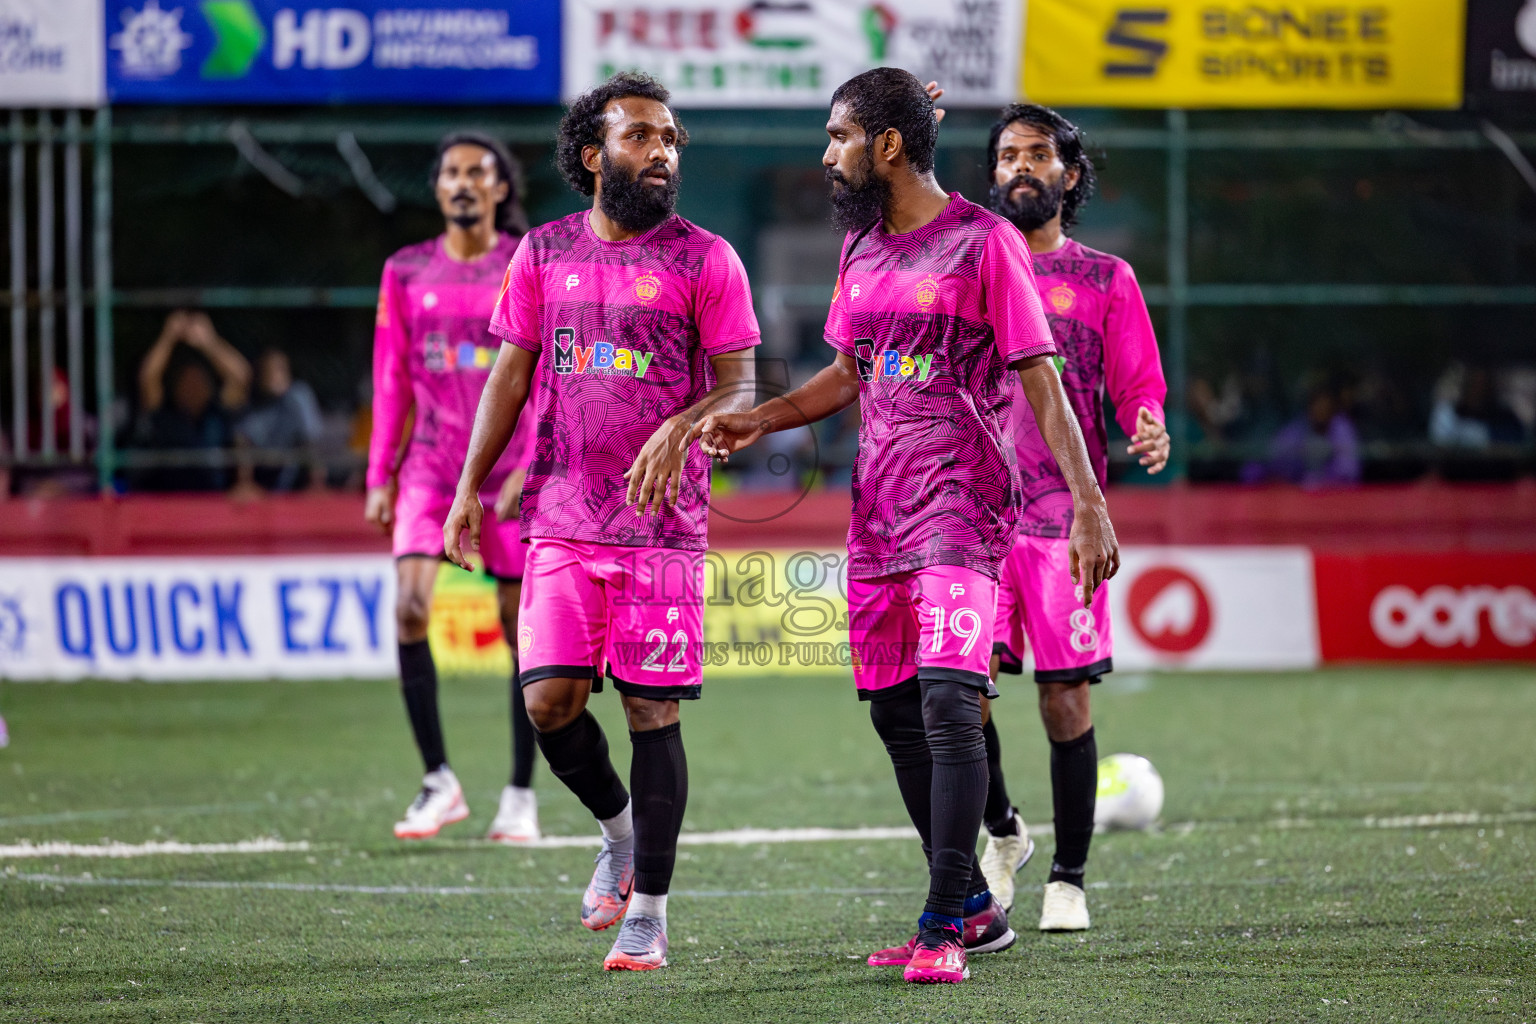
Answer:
[{"xmin": 1314, "ymin": 553, "xmax": 1536, "ymax": 662}]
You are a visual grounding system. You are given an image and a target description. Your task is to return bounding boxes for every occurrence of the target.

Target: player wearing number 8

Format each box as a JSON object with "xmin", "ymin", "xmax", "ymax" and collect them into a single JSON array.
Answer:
[
  {"xmin": 689, "ymin": 69, "xmax": 1119, "ymax": 985},
  {"xmin": 443, "ymin": 72, "xmax": 759, "ymax": 971}
]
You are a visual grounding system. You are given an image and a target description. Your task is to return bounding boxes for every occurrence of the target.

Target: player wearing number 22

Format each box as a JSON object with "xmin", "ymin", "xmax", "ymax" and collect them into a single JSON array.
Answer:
[
  {"xmin": 691, "ymin": 69, "xmax": 1120, "ymax": 985},
  {"xmin": 976, "ymin": 104, "xmax": 1170, "ymax": 933},
  {"xmin": 443, "ymin": 72, "xmax": 759, "ymax": 972}
]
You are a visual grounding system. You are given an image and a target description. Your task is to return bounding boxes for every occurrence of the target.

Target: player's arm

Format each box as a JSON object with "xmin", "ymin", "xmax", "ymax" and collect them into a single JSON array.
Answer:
[
  {"xmin": 690, "ymin": 352, "xmax": 860, "ymax": 460},
  {"xmin": 365, "ymin": 262, "xmax": 414, "ymax": 533},
  {"xmin": 1016, "ymin": 356, "xmax": 1119, "ymax": 601},
  {"xmin": 625, "ymin": 348, "xmax": 756, "ymax": 515},
  {"xmin": 183, "ymin": 312, "xmax": 252, "ymax": 410},
  {"xmin": 138, "ymin": 311, "xmax": 189, "ymax": 412},
  {"xmin": 1104, "ymin": 263, "xmax": 1170, "ymax": 474},
  {"xmin": 444, "ymin": 342, "xmax": 538, "ymax": 570}
]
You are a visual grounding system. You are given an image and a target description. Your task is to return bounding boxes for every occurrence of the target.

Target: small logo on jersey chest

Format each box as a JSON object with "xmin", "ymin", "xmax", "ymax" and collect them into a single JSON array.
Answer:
[
  {"xmin": 634, "ymin": 274, "xmax": 662, "ymax": 304},
  {"xmin": 915, "ymin": 276, "xmax": 940, "ymax": 312},
  {"xmin": 565, "ymin": 273, "xmax": 581, "ymax": 290},
  {"xmin": 422, "ymin": 292, "xmax": 439, "ymax": 310},
  {"xmin": 1047, "ymin": 285, "xmax": 1076, "ymax": 313},
  {"xmin": 850, "ymin": 284, "xmax": 862, "ymax": 299}
]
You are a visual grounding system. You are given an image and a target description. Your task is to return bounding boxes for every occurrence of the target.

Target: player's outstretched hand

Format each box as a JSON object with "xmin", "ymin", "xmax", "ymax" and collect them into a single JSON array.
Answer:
[
  {"xmin": 686, "ymin": 412, "xmax": 768, "ymax": 463},
  {"xmin": 494, "ymin": 468, "xmax": 526, "ymax": 522},
  {"xmin": 924, "ymin": 81, "xmax": 947, "ymax": 123},
  {"xmin": 442, "ymin": 489, "xmax": 484, "ymax": 571},
  {"xmin": 1067, "ymin": 501, "xmax": 1120, "ymax": 607},
  {"xmin": 624, "ymin": 417, "xmax": 688, "ymax": 516},
  {"xmin": 364, "ymin": 481, "xmax": 397, "ymax": 536},
  {"xmin": 1128, "ymin": 407, "xmax": 1170, "ymax": 474}
]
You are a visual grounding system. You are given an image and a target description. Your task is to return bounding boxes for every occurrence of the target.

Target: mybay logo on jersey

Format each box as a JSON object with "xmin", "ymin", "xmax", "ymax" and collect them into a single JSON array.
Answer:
[
  {"xmin": 551, "ymin": 328, "xmax": 657, "ymax": 378},
  {"xmin": 853, "ymin": 341, "xmax": 935, "ymax": 384},
  {"xmin": 424, "ymin": 334, "xmax": 497, "ymax": 372}
]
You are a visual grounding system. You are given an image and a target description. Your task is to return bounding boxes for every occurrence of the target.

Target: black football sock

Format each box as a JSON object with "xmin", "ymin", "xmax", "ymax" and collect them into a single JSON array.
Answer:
[
  {"xmin": 868, "ymin": 684, "xmax": 934, "ymax": 868},
  {"xmin": 532, "ymin": 710, "xmax": 629, "ymax": 821},
  {"xmin": 920, "ymin": 679, "xmax": 988, "ymax": 920},
  {"xmin": 509, "ymin": 659, "xmax": 537, "ymax": 788},
  {"xmin": 1048, "ymin": 726, "xmax": 1097, "ymax": 888},
  {"xmin": 398, "ymin": 639, "xmax": 447, "ymax": 773},
  {"xmin": 982, "ymin": 715, "xmax": 1017, "ymax": 836},
  {"xmin": 629, "ymin": 722, "xmax": 688, "ymax": 896}
]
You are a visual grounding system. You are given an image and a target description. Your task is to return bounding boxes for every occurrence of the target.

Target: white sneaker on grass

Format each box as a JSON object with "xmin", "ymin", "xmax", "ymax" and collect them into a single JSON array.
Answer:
[
  {"xmin": 486, "ymin": 785, "xmax": 540, "ymax": 843},
  {"xmin": 393, "ymin": 767, "xmax": 469, "ymax": 839},
  {"xmin": 978, "ymin": 810, "xmax": 1034, "ymax": 911},
  {"xmin": 1038, "ymin": 880, "xmax": 1091, "ymax": 931}
]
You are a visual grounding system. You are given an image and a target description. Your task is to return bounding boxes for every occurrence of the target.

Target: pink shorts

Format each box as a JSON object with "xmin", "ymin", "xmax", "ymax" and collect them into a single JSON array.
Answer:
[
  {"xmin": 994, "ymin": 534, "xmax": 1113, "ymax": 683},
  {"xmin": 516, "ymin": 538, "xmax": 704, "ymax": 700},
  {"xmin": 847, "ymin": 565, "xmax": 999, "ymax": 700},
  {"xmin": 393, "ymin": 482, "xmax": 527, "ymax": 581}
]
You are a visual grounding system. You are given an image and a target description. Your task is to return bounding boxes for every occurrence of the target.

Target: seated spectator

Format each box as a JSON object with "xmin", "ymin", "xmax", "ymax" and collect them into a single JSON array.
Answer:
[
  {"xmin": 131, "ymin": 311, "xmax": 250, "ymax": 492},
  {"xmin": 1245, "ymin": 377, "xmax": 1360, "ymax": 488},
  {"xmin": 11, "ymin": 368, "xmax": 98, "ymax": 497},
  {"xmin": 234, "ymin": 347, "xmax": 324, "ymax": 493},
  {"xmin": 1429, "ymin": 363, "xmax": 1527, "ymax": 448}
]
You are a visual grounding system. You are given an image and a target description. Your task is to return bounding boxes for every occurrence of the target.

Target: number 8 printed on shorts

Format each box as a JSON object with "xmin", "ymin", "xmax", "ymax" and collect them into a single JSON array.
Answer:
[
  {"xmin": 929, "ymin": 607, "xmax": 983, "ymax": 656},
  {"xmin": 1069, "ymin": 608, "xmax": 1098, "ymax": 654}
]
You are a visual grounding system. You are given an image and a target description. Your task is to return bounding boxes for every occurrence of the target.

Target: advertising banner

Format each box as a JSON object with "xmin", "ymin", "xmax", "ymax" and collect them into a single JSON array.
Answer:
[
  {"xmin": 1313, "ymin": 552, "xmax": 1536, "ymax": 662},
  {"xmin": 0, "ymin": 556, "xmax": 396, "ymax": 680},
  {"xmin": 105, "ymin": 0, "xmax": 560, "ymax": 103},
  {"xmin": 0, "ymin": 0, "xmax": 105, "ymax": 107},
  {"xmin": 1464, "ymin": 0, "xmax": 1536, "ymax": 110},
  {"xmin": 562, "ymin": 0, "xmax": 1022, "ymax": 108},
  {"xmin": 1023, "ymin": 0, "xmax": 1466, "ymax": 109}
]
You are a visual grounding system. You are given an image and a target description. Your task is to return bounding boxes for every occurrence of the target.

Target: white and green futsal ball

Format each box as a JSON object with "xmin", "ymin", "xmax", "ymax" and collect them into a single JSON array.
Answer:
[{"xmin": 1095, "ymin": 753, "xmax": 1164, "ymax": 830}]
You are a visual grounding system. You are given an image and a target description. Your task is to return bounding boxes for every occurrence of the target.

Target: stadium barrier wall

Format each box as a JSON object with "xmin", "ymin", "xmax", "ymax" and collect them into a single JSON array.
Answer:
[{"xmin": 3, "ymin": 545, "xmax": 1531, "ymax": 679}]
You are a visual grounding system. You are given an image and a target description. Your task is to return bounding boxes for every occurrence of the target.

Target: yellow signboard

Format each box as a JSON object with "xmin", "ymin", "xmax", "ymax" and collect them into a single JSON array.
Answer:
[
  {"xmin": 427, "ymin": 549, "xmax": 854, "ymax": 679},
  {"xmin": 1023, "ymin": 0, "xmax": 1466, "ymax": 108}
]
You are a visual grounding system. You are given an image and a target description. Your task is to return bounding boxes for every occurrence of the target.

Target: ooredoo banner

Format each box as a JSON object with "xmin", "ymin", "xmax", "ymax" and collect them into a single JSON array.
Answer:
[
  {"xmin": 562, "ymin": 0, "xmax": 1022, "ymax": 107},
  {"xmin": 1313, "ymin": 552, "xmax": 1536, "ymax": 661}
]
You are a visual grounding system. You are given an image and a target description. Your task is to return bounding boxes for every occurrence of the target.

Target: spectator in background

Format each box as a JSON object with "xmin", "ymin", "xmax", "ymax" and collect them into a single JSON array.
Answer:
[
  {"xmin": 1247, "ymin": 375, "xmax": 1360, "ymax": 487},
  {"xmin": 234, "ymin": 347, "xmax": 325, "ymax": 493},
  {"xmin": 132, "ymin": 310, "xmax": 250, "ymax": 492},
  {"xmin": 1430, "ymin": 363, "xmax": 1526, "ymax": 448}
]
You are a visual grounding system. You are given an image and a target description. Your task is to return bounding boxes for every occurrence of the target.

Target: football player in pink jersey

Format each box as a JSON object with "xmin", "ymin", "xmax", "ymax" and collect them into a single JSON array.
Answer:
[
  {"xmin": 976, "ymin": 104, "xmax": 1169, "ymax": 932},
  {"xmin": 443, "ymin": 72, "xmax": 758, "ymax": 971},
  {"xmin": 691, "ymin": 68, "xmax": 1118, "ymax": 985},
  {"xmin": 366, "ymin": 133, "xmax": 541, "ymax": 844}
]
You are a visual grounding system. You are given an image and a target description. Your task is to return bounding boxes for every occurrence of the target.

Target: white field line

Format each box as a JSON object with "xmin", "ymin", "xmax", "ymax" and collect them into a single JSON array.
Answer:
[{"xmin": 0, "ymin": 838, "xmax": 311, "ymax": 858}]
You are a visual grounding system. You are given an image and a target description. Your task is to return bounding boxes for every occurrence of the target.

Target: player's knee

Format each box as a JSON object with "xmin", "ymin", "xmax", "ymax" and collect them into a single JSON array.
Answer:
[
  {"xmin": 622, "ymin": 696, "xmax": 679, "ymax": 733},
  {"xmin": 919, "ymin": 678, "xmax": 985, "ymax": 764},
  {"xmin": 1038, "ymin": 682, "xmax": 1091, "ymax": 742},
  {"xmin": 395, "ymin": 592, "xmax": 431, "ymax": 641},
  {"xmin": 868, "ymin": 687, "xmax": 928, "ymax": 767},
  {"xmin": 522, "ymin": 682, "xmax": 586, "ymax": 732}
]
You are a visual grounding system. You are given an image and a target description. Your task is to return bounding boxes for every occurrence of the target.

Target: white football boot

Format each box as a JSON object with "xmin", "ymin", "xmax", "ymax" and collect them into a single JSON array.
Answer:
[
  {"xmin": 1038, "ymin": 880, "xmax": 1091, "ymax": 931},
  {"xmin": 978, "ymin": 810, "xmax": 1034, "ymax": 911},
  {"xmin": 393, "ymin": 767, "xmax": 469, "ymax": 839},
  {"xmin": 486, "ymin": 785, "xmax": 540, "ymax": 843}
]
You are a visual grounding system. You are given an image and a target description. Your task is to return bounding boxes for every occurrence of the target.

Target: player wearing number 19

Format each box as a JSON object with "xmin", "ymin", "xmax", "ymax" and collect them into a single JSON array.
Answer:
[
  {"xmin": 690, "ymin": 68, "xmax": 1119, "ymax": 985},
  {"xmin": 442, "ymin": 72, "xmax": 759, "ymax": 972}
]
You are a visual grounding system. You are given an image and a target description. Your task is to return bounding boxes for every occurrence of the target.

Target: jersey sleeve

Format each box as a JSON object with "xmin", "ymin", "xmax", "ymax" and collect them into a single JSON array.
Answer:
[
  {"xmin": 1103, "ymin": 259, "xmax": 1167, "ymax": 438},
  {"xmin": 488, "ymin": 241, "xmax": 542, "ymax": 353},
  {"xmin": 822, "ymin": 233, "xmax": 854, "ymax": 357},
  {"xmin": 980, "ymin": 224, "xmax": 1055, "ymax": 363},
  {"xmin": 367, "ymin": 258, "xmax": 413, "ymax": 490},
  {"xmin": 695, "ymin": 237, "xmax": 761, "ymax": 352}
]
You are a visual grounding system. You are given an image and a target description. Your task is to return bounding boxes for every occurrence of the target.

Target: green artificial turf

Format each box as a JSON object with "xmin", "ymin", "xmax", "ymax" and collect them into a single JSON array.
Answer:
[{"xmin": 1, "ymin": 668, "xmax": 1532, "ymax": 1022}]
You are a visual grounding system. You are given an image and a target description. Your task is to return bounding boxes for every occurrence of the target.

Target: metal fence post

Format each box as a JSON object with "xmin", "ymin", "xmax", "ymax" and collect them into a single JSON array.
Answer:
[
  {"xmin": 1165, "ymin": 108, "xmax": 1189, "ymax": 480},
  {"xmin": 9, "ymin": 110, "xmax": 26, "ymax": 458},
  {"xmin": 93, "ymin": 107, "xmax": 114, "ymax": 492}
]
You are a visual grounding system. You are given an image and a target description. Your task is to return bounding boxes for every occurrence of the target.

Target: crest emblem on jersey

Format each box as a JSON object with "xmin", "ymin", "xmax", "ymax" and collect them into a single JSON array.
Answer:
[
  {"xmin": 1048, "ymin": 285, "xmax": 1076, "ymax": 313},
  {"xmin": 634, "ymin": 274, "xmax": 662, "ymax": 304},
  {"xmin": 518, "ymin": 625, "xmax": 534, "ymax": 654},
  {"xmin": 914, "ymin": 276, "xmax": 940, "ymax": 312}
]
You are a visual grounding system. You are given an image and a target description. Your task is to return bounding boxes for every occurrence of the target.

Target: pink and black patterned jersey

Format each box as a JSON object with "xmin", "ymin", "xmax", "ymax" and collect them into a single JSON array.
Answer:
[
  {"xmin": 824, "ymin": 194, "xmax": 1056, "ymax": 581},
  {"xmin": 368, "ymin": 232, "xmax": 535, "ymax": 495},
  {"xmin": 1014, "ymin": 238, "xmax": 1166, "ymax": 538},
  {"xmin": 489, "ymin": 211, "xmax": 760, "ymax": 551}
]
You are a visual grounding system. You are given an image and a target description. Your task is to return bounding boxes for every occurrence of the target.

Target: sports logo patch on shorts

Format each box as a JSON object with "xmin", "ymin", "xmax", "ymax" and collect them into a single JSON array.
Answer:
[{"xmin": 518, "ymin": 625, "xmax": 535, "ymax": 654}]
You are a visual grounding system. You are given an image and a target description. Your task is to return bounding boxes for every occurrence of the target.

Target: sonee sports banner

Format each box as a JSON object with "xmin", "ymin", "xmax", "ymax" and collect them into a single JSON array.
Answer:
[{"xmin": 1022, "ymin": 0, "xmax": 1466, "ymax": 108}]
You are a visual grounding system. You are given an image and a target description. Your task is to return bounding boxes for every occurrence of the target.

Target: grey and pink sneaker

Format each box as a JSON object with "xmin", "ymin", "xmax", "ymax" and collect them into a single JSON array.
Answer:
[
  {"xmin": 903, "ymin": 919, "xmax": 968, "ymax": 984},
  {"xmin": 580, "ymin": 835, "xmax": 635, "ymax": 931},
  {"xmin": 867, "ymin": 896, "xmax": 1015, "ymax": 966}
]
